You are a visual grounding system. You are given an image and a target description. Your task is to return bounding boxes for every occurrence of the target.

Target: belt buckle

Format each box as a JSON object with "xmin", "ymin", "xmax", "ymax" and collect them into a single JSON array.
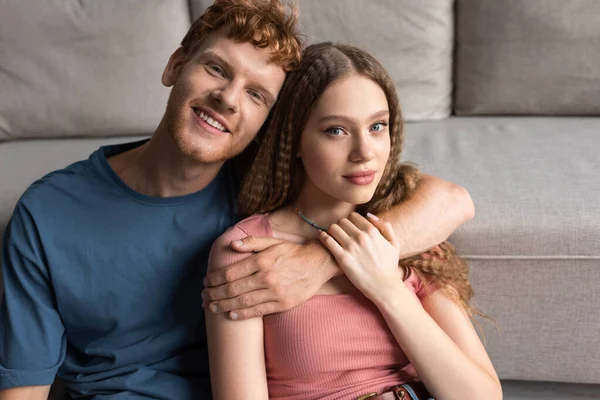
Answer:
[
  {"xmin": 389, "ymin": 385, "xmax": 408, "ymax": 400},
  {"xmin": 357, "ymin": 392, "xmax": 378, "ymax": 400}
]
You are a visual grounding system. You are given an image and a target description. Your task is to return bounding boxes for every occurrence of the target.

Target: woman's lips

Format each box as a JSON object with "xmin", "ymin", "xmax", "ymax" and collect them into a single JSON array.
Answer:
[{"xmin": 343, "ymin": 171, "xmax": 376, "ymax": 185}]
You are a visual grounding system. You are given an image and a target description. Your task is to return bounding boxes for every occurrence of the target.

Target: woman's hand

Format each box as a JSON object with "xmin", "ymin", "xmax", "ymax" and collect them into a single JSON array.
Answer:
[{"xmin": 318, "ymin": 212, "xmax": 405, "ymax": 303}]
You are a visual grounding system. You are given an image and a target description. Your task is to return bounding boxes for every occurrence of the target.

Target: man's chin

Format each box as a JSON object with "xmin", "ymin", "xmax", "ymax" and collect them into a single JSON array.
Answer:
[
  {"xmin": 181, "ymin": 146, "xmax": 229, "ymax": 165},
  {"xmin": 169, "ymin": 130, "xmax": 225, "ymax": 163}
]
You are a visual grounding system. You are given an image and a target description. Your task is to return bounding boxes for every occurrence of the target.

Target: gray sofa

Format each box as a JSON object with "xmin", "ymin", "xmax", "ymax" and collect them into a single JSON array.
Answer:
[{"xmin": 1, "ymin": 0, "xmax": 599, "ymax": 397}]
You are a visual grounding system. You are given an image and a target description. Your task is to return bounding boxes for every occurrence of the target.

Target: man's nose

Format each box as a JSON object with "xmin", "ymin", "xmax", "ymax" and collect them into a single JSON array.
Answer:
[
  {"xmin": 211, "ymin": 82, "xmax": 241, "ymax": 113},
  {"xmin": 350, "ymin": 134, "xmax": 376, "ymax": 162}
]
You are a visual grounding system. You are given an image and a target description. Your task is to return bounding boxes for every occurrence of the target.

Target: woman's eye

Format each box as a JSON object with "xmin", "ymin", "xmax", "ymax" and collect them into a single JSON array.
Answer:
[
  {"xmin": 325, "ymin": 127, "xmax": 345, "ymax": 136},
  {"xmin": 371, "ymin": 122, "xmax": 388, "ymax": 132}
]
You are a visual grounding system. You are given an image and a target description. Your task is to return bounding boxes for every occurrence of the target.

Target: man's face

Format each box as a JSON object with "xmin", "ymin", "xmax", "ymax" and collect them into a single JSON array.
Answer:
[{"xmin": 161, "ymin": 27, "xmax": 286, "ymax": 165}]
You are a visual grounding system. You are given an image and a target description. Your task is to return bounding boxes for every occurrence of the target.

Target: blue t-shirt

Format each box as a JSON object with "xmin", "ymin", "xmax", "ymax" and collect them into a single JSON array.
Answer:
[{"xmin": 0, "ymin": 140, "xmax": 239, "ymax": 399}]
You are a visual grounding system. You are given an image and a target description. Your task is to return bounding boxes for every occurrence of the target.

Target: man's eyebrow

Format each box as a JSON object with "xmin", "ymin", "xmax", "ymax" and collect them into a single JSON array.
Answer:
[
  {"xmin": 197, "ymin": 50, "xmax": 277, "ymax": 105},
  {"xmin": 318, "ymin": 110, "xmax": 390, "ymax": 123},
  {"xmin": 198, "ymin": 50, "xmax": 232, "ymax": 69}
]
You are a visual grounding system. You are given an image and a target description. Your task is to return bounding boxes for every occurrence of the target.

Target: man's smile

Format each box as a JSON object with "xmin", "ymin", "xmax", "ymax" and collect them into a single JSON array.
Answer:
[{"xmin": 192, "ymin": 106, "xmax": 230, "ymax": 133}]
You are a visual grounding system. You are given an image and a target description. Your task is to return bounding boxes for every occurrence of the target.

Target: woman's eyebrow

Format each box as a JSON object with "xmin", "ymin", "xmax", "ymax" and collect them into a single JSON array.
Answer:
[
  {"xmin": 318, "ymin": 110, "xmax": 389, "ymax": 124},
  {"xmin": 369, "ymin": 110, "xmax": 390, "ymax": 120}
]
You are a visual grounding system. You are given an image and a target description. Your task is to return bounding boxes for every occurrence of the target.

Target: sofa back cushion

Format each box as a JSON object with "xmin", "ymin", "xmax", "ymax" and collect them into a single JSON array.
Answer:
[
  {"xmin": 0, "ymin": 0, "xmax": 190, "ymax": 141},
  {"xmin": 191, "ymin": 0, "xmax": 455, "ymax": 121},
  {"xmin": 455, "ymin": 0, "xmax": 600, "ymax": 115}
]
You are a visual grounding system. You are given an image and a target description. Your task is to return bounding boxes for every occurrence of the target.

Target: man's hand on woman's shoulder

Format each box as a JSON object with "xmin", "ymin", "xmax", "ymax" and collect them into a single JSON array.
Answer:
[{"xmin": 202, "ymin": 237, "xmax": 336, "ymax": 320}]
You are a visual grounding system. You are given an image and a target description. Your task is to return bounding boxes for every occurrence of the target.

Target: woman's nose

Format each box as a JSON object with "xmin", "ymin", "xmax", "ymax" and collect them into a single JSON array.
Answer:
[{"xmin": 349, "ymin": 135, "xmax": 375, "ymax": 162}]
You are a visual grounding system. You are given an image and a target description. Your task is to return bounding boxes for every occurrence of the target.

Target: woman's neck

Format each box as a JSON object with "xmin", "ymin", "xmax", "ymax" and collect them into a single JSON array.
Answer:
[
  {"xmin": 293, "ymin": 199, "xmax": 355, "ymax": 230},
  {"xmin": 269, "ymin": 182, "xmax": 356, "ymax": 240}
]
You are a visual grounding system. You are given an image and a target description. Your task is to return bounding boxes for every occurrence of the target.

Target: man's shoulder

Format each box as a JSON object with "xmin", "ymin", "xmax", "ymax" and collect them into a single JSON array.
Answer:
[
  {"xmin": 18, "ymin": 156, "xmax": 101, "ymax": 212},
  {"xmin": 18, "ymin": 139, "xmax": 147, "ymax": 211}
]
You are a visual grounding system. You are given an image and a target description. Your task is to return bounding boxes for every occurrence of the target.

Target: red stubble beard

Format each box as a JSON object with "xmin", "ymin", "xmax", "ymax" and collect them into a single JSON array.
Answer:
[{"xmin": 163, "ymin": 83, "xmax": 237, "ymax": 165}]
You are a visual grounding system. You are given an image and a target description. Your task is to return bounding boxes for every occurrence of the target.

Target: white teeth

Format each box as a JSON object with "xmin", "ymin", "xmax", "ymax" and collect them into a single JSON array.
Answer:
[{"xmin": 198, "ymin": 110, "xmax": 226, "ymax": 132}]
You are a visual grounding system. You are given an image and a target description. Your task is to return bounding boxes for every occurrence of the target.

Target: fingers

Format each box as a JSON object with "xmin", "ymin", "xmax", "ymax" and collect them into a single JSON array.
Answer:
[
  {"xmin": 328, "ymin": 212, "xmax": 392, "ymax": 249},
  {"xmin": 230, "ymin": 236, "xmax": 283, "ymax": 253},
  {"xmin": 318, "ymin": 230, "xmax": 346, "ymax": 260},
  {"xmin": 346, "ymin": 212, "xmax": 391, "ymax": 241},
  {"xmin": 339, "ymin": 212, "xmax": 396, "ymax": 245},
  {"xmin": 366, "ymin": 213, "xmax": 397, "ymax": 244},
  {"xmin": 227, "ymin": 302, "xmax": 281, "ymax": 321},
  {"xmin": 337, "ymin": 217, "xmax": 362, "ymax": 238},
  {"xmin": 326, "ymin": 223, "xmax": 353, "ymax": 248},
  {"xmin": 348, "ymin": 212, "xmax": 375, "ymax": 233},
  {"xmin": 204, "ymin": 258, "xmax": 259, "ymax": 287},
  {"xmin": 203, "ymin": 274, "xmax": 264, "ymax": 302},
  {"xmin": 205, "ymin": 289, "xmax": 277, "ymax": 314}
]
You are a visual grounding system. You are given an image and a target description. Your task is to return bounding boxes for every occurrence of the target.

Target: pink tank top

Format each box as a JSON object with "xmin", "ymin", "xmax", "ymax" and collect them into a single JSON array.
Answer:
[{"xmin": 208, "ymin": 214, "xmax": 437, "ymax": 399}]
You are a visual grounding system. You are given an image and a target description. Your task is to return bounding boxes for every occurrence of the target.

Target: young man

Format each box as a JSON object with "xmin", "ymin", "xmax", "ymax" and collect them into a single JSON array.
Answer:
[{"xmin": 0, "ymin": 1, "xmax": 474, "ymax": 399}]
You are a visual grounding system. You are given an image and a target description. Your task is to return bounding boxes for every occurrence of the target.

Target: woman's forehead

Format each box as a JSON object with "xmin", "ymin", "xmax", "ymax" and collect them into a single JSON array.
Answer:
[{"xmin": 311, "ymin": 75, "xmax": 389, "ymax": 120}]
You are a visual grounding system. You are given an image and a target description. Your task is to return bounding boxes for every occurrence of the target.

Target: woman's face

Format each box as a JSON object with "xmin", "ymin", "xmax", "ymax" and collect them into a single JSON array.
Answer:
[{"xmin": 298, "ymin": 74, "xmax": 391, "ymax": 205}]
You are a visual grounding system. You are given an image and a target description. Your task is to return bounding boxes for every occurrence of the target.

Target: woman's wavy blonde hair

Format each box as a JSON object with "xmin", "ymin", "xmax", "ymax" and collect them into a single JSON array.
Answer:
[{"xmin": 239, "ymin": 42, "xmax": 475, "ymax": 315}]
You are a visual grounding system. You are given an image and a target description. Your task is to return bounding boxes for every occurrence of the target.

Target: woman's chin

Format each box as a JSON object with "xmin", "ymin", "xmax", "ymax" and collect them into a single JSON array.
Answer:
[{"xmin": 343, "ymin": 191, "xmax": 377, "ymax": 206}]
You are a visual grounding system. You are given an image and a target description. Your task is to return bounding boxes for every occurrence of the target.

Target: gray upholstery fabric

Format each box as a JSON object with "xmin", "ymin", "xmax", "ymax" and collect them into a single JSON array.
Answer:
[
  {"xmin": 404, "ymin": 117, "xmax": 600, "ymax": 382},
  {"xmin": 404, "ymin": 117, "xmax": 600, "ymax": 258},
  {"xmin": 470, "ymin": 258, "xmax": 599, "ymax": 383},
  {"xmin": 191, "ymin": 0, "xmax": 454, "ymax": 121},
  {"xmin": 455, "ymin": 0, "xmax": 600, "ymax": 115},
  {"xmin": 189, "ymin": 0, "xmax": 211, "ymax": 21},
  {"xmin": 298, "ymin": 0, "xmax": 454, "ymax": 121},
  {"xmin": 0, "ymin": 0, "xmax": 190, "ymax": 141}
]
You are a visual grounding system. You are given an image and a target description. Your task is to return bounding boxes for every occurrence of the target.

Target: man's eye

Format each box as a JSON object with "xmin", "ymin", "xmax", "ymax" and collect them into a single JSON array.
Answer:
[
  {"xmin": 248, "ymin": 91, "xmax": 263, "ymax": 102},
  {"xmin": 325, "ymin": 127, "xmax": 344, "ymax": 136},
  {"xmin": 208, "ymin": 64, "xmax": 225, "ymax": 76}
]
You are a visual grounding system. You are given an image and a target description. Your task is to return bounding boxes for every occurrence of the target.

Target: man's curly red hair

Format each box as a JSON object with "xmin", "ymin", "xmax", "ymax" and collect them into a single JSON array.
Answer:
[{"xmin": 181, "ymin": 0, "xmax": 303, "ymax": 72}]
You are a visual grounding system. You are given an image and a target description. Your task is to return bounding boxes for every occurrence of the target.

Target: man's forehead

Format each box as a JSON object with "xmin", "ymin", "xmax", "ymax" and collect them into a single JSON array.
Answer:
[
  {"xmin": 197, "ymin": 27, "xmax": 281, "ymax": 67},
  {"xmin": 199, "ymin": 30, "xmax": 284, "ymax": 71}
]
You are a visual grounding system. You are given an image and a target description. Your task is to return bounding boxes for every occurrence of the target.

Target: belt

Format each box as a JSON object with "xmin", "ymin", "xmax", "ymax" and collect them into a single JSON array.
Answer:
[{"xmin": 357, "ymin": 382, "xmax": 432, "ymax": 400}]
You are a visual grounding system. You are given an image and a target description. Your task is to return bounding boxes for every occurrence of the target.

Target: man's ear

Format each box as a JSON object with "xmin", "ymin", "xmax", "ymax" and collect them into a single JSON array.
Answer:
[{"xmin": 162, "ymin": 47, "xmax": 187, "ymax": 87}]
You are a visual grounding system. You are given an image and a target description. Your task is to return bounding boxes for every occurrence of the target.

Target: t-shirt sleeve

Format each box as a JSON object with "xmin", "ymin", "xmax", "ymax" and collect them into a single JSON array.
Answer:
[{"xmin": 0, "ymin": 203, "xmax": 66, "ymax": 390}]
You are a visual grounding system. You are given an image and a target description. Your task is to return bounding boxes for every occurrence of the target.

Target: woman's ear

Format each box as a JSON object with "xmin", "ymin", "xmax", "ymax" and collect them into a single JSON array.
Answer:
[{"xmin": 162, "ymin": 47, "xmax": 187, "ymax": 87}]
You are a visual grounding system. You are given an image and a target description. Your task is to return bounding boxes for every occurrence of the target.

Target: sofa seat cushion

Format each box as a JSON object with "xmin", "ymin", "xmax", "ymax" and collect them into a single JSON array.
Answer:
[{"xmin": 403, "ymin": 117, "xmax": 600, "ymax": 383}]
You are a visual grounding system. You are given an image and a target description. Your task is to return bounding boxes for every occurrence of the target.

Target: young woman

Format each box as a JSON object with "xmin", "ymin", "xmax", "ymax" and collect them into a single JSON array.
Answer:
[{"xmin": 206, "ymin": 43, "xmax": 502, "ymax": 400}]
